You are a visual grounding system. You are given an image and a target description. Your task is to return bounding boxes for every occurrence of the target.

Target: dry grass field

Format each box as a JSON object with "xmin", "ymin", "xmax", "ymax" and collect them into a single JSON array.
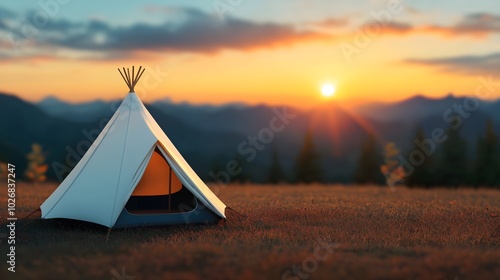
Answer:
[{"xmin": 1, "ymin": 183, "xmax": 499, "ymax": 280}]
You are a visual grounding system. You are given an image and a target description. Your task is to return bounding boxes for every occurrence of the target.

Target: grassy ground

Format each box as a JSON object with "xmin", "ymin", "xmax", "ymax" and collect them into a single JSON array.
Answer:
[{"xmin": 1, "ymin": 183, "xmax": 499, "ymax": 280}]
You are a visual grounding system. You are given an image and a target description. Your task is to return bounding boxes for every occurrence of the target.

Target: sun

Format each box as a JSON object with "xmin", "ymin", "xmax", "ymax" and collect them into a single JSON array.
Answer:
[{"xmin": 321, "ymin": 83, "xmax": 335, "ymax": 97}]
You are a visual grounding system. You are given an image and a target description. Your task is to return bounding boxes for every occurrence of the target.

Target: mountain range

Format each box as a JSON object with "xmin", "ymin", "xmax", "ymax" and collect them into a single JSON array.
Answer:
[{"xmin": 2, "ymin": 92, "xmax": 499, "ymax": 183}]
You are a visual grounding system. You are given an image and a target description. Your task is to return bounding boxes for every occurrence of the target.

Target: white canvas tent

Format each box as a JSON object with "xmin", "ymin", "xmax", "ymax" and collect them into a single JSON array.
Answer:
[{"xmin": 40, "ymin": 67, "xmax": 227, "ymax": 228}]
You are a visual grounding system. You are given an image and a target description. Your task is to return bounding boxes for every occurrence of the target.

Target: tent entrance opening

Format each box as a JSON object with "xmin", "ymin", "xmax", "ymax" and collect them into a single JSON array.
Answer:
[{"xmin": 125, "ymin": 148, "xmax": 196, "ymax": 214}]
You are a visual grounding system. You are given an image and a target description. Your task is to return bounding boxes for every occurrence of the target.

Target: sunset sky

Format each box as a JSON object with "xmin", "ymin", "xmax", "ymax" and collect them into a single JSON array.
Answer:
[{"xmin": 1, "ymin": 0, "xmax": 500, "ymax": 108}]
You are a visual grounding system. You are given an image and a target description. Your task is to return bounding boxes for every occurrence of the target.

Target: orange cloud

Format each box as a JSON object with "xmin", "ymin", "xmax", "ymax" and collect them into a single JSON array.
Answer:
[
  {"xmin": 377, "ymin": 13, "xmax": 500, "ymax": 38},
  {"xmin": 310, "ymin": 18, "xmax": 349, "ymax": 28},
  {"xmin": 406, "ymin": 52, "xmax": 500, "ymax": 76},
  {"xmin": 0, "ymin": 7, "xmax": 335, "ymax": 62}
]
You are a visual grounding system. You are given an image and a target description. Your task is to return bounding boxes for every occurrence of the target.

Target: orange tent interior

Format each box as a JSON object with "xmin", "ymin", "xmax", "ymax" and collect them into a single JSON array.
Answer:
[{"xmin": 132, "ymin": 149, "xmax": 182, "ymax": 196}]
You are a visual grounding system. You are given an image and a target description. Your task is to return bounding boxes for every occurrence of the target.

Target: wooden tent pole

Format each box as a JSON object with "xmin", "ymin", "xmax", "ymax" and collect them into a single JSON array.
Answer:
[
  {"xmin": 118, "ymin": 66, "xmax": 145, "ymax": 92},
  {"xmin": 131, "ymin": 65, "xmax": 135, "ymax": 88},
  {"xmin": 126, "ymin": 68, "xmax": 132, "ymax": 91},
  {"xmin": 117, "ymin": 68, "xmax": 128, "ymax": 88},
  {"xmin": 135, "ymin": 67, "xmax": 145, "ymax": 88}
]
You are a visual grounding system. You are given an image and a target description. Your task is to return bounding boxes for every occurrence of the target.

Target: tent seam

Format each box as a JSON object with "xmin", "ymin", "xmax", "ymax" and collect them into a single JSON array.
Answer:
[
  {"xmin": 42, "ymin": 103, "xmax": 123, "ymax": 218},
  {"xmin": 109, "ymin": 99, "xmax": 133, "ymax": 227}
]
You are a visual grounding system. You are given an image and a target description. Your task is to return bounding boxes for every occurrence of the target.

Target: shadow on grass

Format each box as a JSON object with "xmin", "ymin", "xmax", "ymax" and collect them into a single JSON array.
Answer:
[{"xmin": 1, "ymin": 216, "xmax": 225, "ymax": 249}]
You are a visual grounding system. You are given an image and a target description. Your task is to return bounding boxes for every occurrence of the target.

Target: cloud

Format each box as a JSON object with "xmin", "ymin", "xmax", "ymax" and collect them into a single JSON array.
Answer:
[
  {"xmin": 406, "ymin": 52, "xmax": 500, "ymax": 76},
  {"xmin": 454, "ymin": 13, "xmax": 500, "ymax": 34},
  {"xmin": 354, "ymin": 13, "xmax": 500, "ymax": 38},
  {"xmin": 311, "ymin": 18, "xmax": 349, "ymax": 28},
  {"xmin": 379, "ymin": 22, "xmax": 413, "ymax": 34},
  {"xmin": 56, "ymin": 10, "xmax": 327, "ymax": 53},
  {"xmin": 0, "ymin": 7, "xmax": 17, "ymax": 32},
  {"xmin": 0, "ymin": 20, "xmax": 8, "ymax": 30},
  {"xmin": 41, "ymin": 18, "xmax": 85, "ymax": 33},
  {"xmin": 2, "ymin": 6, "xmax": 497, "ymax": 63},
  {"xmin": 418, "ymin": 13, "xmax": 500, "ymax": 37},
  {"xmin": 405, "ymin": 7, "xmax": 421, "ymax": 15},
  {"xmin": 0, "ymin": 7, "xmax": 17, "ymax": 19},
  {"xmin": 0, "ymin": 7, "xmax": 331, "ymax": 61}
]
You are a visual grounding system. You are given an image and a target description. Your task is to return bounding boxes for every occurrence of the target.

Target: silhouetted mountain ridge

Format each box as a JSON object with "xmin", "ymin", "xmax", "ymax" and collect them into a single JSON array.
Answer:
[
  {"xmin": 355, "ymin": 93, "xmax": 500, "ymax": 123},
  {"xmin": 3, "ymin": 92, "xmax": 500, "ymax": 183}
]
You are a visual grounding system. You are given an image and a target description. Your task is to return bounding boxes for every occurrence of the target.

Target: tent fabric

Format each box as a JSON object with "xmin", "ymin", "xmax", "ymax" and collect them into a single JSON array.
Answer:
[
  {"xmin": 131, "ymin": 149, "xmax": 182, "ymax": 196},
  {"xmin": 40, "ymin": 92, "xmax": 226, "ymax": 228}
]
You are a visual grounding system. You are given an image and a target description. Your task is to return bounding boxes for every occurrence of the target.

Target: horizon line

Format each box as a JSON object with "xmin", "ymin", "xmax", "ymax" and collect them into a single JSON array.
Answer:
[{"xmin": 2, "ymin": 91, "xmax": 498, "ymax": 110}]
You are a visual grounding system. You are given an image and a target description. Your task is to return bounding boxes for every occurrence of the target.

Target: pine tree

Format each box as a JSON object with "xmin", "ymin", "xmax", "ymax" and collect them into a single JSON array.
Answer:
[
  {"xmin": 405, "ymin": 127, "xmax": 434, "ymax": 188},
  {"xmin": 353, "ymin": 134, "xmax": 384, "ymax": 184},
  {"xmin": 268, "ymin": 148, "xmax": 286, "ymax": 184},
  {"xmin": 475, "ymin": 118, "xmax": 499, "ymax": 188},
  {"xmin": 294, "ymin": 131, "xmax": 322, "ymax": 183},
  {"xmin": 438, "ymin": 125, "xmax": 468, "ymax": 187},
  {"xmin": 24, "ymin": 143, "xmax": 48, "ymax": 184}
]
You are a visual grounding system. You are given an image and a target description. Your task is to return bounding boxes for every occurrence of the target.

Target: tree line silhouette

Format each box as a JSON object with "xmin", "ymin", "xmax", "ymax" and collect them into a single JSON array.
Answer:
[
  {"xmin": 3, "ymin": 119, "xmax": 498, "ymax": 188},
  {"xmin": 261, "ymin": 119, "xmax": 499, "ymax": 188}
]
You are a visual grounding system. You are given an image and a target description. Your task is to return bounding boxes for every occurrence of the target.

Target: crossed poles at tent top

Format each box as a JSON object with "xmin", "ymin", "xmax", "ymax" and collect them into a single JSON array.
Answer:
[{"xmin": 118, "ymin": 66, "xmax": 146, "ymax": 93}]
